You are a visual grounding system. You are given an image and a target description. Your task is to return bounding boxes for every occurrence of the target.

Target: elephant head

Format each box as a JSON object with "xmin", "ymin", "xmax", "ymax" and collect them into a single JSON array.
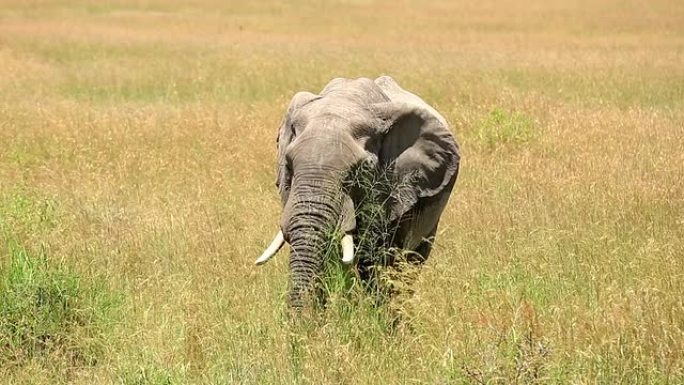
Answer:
[{"xmin": 255, "ymin": 76, "xmax": 460, "ymax": 308}]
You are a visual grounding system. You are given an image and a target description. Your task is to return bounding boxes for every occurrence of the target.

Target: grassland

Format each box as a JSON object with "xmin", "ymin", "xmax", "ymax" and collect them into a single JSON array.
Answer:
[{"xmin": 1, "ymin": 0, "xmax": 683, "ymax": 383}]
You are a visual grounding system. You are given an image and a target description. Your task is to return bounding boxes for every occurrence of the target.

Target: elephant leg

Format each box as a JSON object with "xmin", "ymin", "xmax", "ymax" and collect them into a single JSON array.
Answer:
[
  {"xmin": 356, "ymin": 225, "xmax": 437, "ymax": 313},
  {"xmin": 382, "ymin": 225, "xmax": 436, "ymax": 301},
  {"xmin": 356, "ymin": 244, "xmax": 388, "ymax": 298},
  {"xmin": 378, "ymin": 225, "xmax": 438, "ymax": 326},
  {"xmin": 405, "ymin": 225, "xmax": 437, "ymax": 266}
]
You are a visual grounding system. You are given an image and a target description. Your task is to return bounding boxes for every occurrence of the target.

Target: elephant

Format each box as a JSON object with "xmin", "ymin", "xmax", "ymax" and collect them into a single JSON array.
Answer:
[{"xmin": 255, "ymin": 76, "xmax": 460, "ymax": 308}]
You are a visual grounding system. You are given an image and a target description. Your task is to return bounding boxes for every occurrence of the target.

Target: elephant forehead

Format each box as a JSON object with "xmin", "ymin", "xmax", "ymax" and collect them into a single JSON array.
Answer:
[
  {"xmin": 301, "ymin": 98, "xmax": 368, "ymax": 118},
  {"xmin": 321, "ymin": 77, "xmax": 389, "ymax": 101},
  {"xmin": 296, "ymin": 102, "xmax": 376, "ymax": 134}
]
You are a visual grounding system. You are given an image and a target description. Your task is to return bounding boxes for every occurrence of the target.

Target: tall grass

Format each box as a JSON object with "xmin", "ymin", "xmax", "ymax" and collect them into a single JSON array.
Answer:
[
  {"xmin": 1, "ymin": 0, "xmax": 683, "ymax": 383},
  {"xmin": 0, "ymin": 242, "xmax": 119, "ymax": 369}
]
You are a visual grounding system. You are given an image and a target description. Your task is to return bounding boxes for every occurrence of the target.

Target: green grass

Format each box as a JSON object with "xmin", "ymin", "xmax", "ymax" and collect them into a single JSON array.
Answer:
[
  {"xmin": 476, "ymin": 107, "xmax": 538, "ymax": 148},
  {"xmin": 0, "ymin": 241, "xmax": 120, "ymax": 371},
  {"xmin": 117, "ymin": 363, "xmax": 179, "ymax": 385}
]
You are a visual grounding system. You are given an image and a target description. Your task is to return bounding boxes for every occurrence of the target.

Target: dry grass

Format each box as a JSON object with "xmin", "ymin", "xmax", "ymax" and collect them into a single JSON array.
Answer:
[{"xmin": 1, "ymin": 0, "xmax": 683, "ymax": 383}]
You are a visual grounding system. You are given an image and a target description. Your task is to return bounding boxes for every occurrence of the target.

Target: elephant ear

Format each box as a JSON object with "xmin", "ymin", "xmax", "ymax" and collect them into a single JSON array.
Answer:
[
  {"xmin": 374, "ymin": 102, "xmax": 460, "ymax": 223},
  {"xmin": 276, "ymin": 91, "xmax": 319, "ymax": 204}
]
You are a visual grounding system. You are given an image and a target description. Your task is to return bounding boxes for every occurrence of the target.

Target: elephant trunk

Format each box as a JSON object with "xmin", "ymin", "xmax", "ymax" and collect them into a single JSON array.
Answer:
[
  {"xmin": 288, "ymin": 230, "xmax": 326, "ymax": 308},
  {"xmin": 285, "ymin": 171, "xmax": 343, "ymax": 308}
]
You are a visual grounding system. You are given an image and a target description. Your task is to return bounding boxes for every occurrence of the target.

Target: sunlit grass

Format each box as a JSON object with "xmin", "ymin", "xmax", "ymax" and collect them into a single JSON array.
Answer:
[{"xmin": 1, "ymin": 0, "xmax": 683, "ymax": 383}]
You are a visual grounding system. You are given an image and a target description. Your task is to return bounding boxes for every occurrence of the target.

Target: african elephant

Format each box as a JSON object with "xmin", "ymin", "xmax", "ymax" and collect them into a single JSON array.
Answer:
[{"xmin": 255, "ymin": 76, "xmax": 460, "ymax": 308}]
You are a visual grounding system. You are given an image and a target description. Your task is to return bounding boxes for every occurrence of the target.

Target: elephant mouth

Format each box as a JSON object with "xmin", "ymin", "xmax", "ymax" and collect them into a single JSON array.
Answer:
[{"xmin": 254, "ymin": 230, "xmax": 355, "ymax": 267}]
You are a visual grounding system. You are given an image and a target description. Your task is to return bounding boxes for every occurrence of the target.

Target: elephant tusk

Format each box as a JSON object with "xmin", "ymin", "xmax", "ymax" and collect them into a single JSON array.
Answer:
[
  {"xmin": 341, "ymin": 234, "xmax": 354, "ymax": 264},
  {"xmin": 255, "ymin": 230, "xmax": 286, "ymax": 266}
]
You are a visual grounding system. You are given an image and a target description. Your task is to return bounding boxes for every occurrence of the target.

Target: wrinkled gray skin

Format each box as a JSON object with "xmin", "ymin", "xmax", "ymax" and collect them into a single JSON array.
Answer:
[{"xmin": 274, "ymin": 76, "xmax": 460, "ymax": 308}]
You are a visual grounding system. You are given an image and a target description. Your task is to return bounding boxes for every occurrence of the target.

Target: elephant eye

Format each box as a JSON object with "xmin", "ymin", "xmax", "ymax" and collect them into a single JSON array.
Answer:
[
  {"xmin": 282, "ymin": 161, "xmax": 293, "ymax": 191},
  {"xmin": 285, "ymin": 154, "xmax": 294, "ymax": 173}
]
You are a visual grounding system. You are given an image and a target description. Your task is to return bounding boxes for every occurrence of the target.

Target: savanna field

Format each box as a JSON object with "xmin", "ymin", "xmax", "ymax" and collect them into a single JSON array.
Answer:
[{"xmin": 1, "ymin": 1, "xmax": 683, "ymax": 383}]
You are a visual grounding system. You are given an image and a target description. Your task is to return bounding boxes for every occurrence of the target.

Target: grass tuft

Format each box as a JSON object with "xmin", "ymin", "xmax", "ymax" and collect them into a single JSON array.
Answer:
[
  {"xmin": 0, "ymin": 241, "xmax": 120, "ymax": 370},
  {"xmin": 0, "ymin": 190, "xmax": 59, "ymax": 236},
  {"xmin": 117, "ymin": 364, "xmax": 178, "ymax": 385},
  {"xmin": 477, "ymin": 107, "xmax": 538, "ymax": 148}
]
